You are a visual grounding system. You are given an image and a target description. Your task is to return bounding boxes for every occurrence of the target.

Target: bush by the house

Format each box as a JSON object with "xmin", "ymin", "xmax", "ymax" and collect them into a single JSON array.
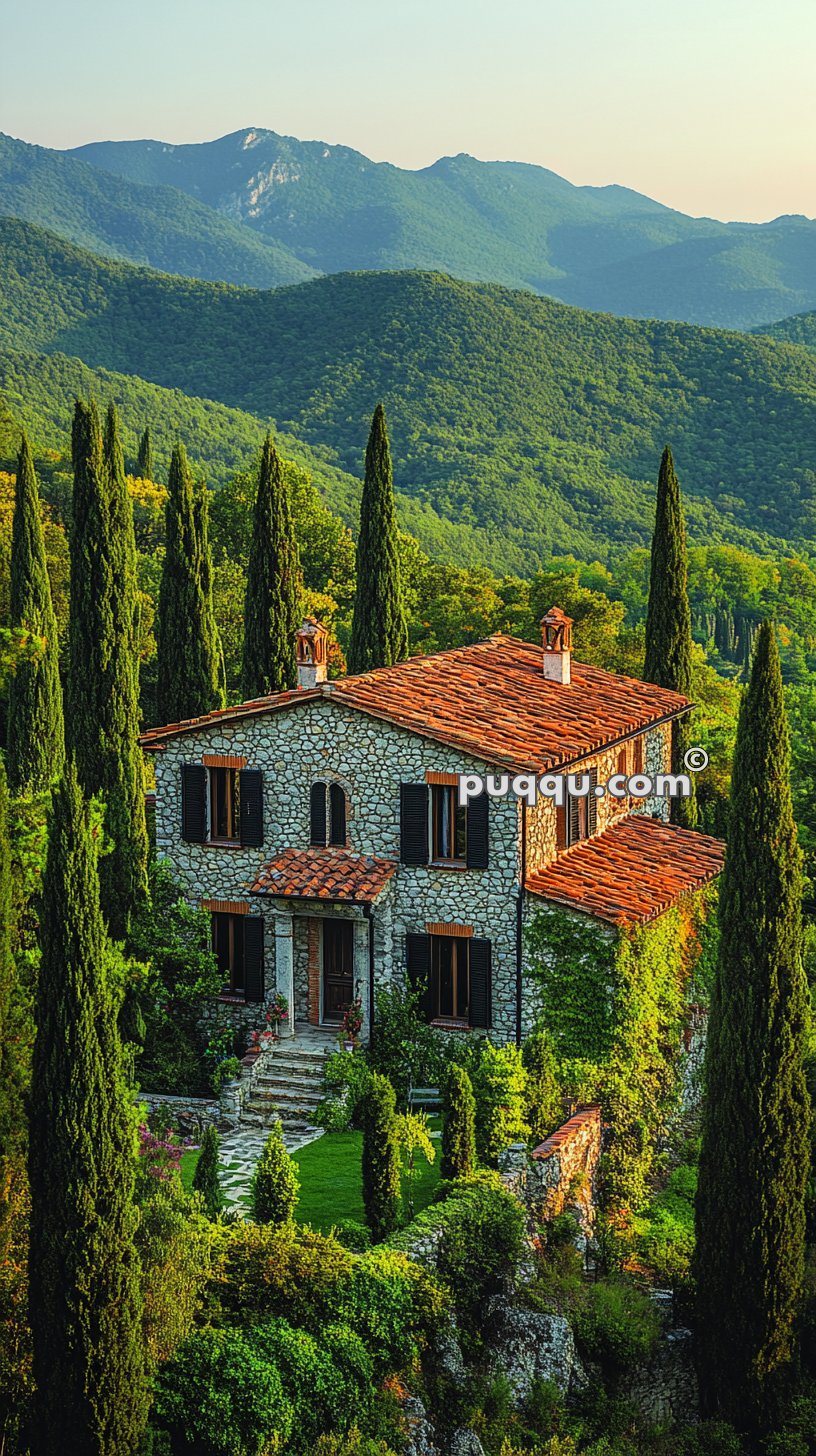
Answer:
[
  {"xmin": 191, "ymin": 1125, "xmax": 224, "ymax": 1218},
  {"xmin": 633, "ymin": 1160, "xmax": 697, "ymax": 1286},
  {"xmin": 315, "ymin": 1050, "xmax": 373, "ymax": 1132},
  {"xmin": 368, "ymin": 981, "xmax": 445, "ymax": 1105},
  {"xmin": 337, "ymin": 1245, "xmax": 447, "ymax": 1375},
  {"xmin": 331, "ymin": 1218, "xmax": 372, "ymax": 1253},
  {"xmin": 251, "ymin": 1122, "xmax": 300, "ymax": 1225},
  {"xmin": 362, "ymin": 1073, "xmax": 402, "ymax": 1241},
  {"xmin": 522, "ymin": 1028, "xmax": 563, "ymax": 1145},
  {"xmin": 440, "ymin": 1062, "xmax": 476, "ymax": 1180},
  {"xmin": 208, "ymin": 1220, "xmax": 354, "ymax": 1329},
  {"xmin": 468, "ymin": 1040, "xmax": 529, "ymax": 1166},
  {"xmin": 151, "ymin": 1325, "xmax": 295, "ymax": 1456}
]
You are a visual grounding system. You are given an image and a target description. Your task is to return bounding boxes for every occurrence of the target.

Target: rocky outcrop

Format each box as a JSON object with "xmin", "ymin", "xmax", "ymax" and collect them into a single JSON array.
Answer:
[
  {"xmin": 403, "ymin": 1396, "xmax": 440, "ymax": 1456},
  {"xmin": 447, "ymin": 1431, "xmax": 486, "ymax": 1456},
  {"xmin": 484, "ymin": 1296, "xmax": 587, "ymax": 1403}
]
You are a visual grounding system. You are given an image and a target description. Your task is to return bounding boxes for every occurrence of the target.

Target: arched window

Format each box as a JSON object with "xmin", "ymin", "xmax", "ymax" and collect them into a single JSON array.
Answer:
[
  {"xmin": 329, "ymin": 782, "xmax": 347, "ymax": 847},
  {"xmin": 310, "ymin": 781, "xmax": 349, "ymax": 847},
  {"xmin": 310, "ymin": 782, "xmax": 327, "ymax": 846}
]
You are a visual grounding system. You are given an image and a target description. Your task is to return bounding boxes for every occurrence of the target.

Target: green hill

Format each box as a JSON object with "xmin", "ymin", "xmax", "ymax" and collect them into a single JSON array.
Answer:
[
  {"xmin": 0, "ymin": 132, "xmax": 315, "ymax": 289},
  {"xmin": 3, "ymin": 216, "xmax": 816, "ymax": 572},
  {"xmin": 758, "ymin": 310, "xmax": 816, "ymax": 352},
  {"xmin": 69, "ymin": 127, "xmax": 816, "ymax": 330}
]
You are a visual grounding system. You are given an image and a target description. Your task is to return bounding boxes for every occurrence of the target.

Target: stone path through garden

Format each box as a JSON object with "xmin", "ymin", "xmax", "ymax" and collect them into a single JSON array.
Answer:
[{"xmin": 217, "ymin": 1121, "xmax": 324, "ymax": 1213}]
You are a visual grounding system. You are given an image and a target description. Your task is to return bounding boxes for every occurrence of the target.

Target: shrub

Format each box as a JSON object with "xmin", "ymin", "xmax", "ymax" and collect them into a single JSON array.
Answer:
[
  {"xmin": 315, "ymin": 1050, "xmax": 373, "ymax": 1132},
  {"xmin": 192, "ymin": 1125, "xmax": 224, "ymax": 1218},
  {"xmin": 362, "ymin": 1073, "xmax": 401, "ymax": 1241},
  {"xmin": 339, "ymin": 1246, "xmax": 447, "ymax": 1374},
  {"xmin": 522, "ymin": 1029, "xmax": 562, "ymax": 1145},
  {"xmin": 441, "ymin": 1063, "xmax": 476, "ymax": 1180},
  {"xmin": 152, "ymin": 1326, "xmax": 294, "ymax": 1456},
  {"xmin": 369, "ymin": 981, "xmax": 445, "ymax": 1104},
  {"xmin": 332, "ymin": 1218, "xmax": 372, "ymax": 1252},
  {"xmin": 470, "ymin": 1041, "xmax": 529, "ymax": 1166},
  {"xmin": 246, "ymin": 1318, "xmax": 372, "ymax": 1450},
  {"xmin": 251, "ymin": 1121, "xmax": 300, "ymax": 1225},
  {"xmin": 136, "ymin": 1178, "xmax": 213, "ymax": 1365},
  {"xmin": 634, "ymin": 1161, "xmax": 696, "ymax": 1285},
  {"xmin": 573, "ymin": 1278, "xmax": 660, "ymax": 1374},
  {"xmin": 208, "ymin": 1219, "xmax": 353, "ymax": 1329},
  {"xmin": 311, "ymin": 1433, "xmax": 400, "ymax": 1456},
  {"xmin": 435, "ymin": 1177, "xmax": 526, "ymax": 1330}
]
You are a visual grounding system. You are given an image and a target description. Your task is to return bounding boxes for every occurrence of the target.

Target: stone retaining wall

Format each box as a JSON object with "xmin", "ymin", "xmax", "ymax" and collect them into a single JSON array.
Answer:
[{"xmin": 499, "ymin": 1105, "xmax": 602, "ymax": 1239}]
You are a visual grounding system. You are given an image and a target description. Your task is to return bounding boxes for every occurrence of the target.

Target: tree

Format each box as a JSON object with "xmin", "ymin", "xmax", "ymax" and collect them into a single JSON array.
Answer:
[
  {"xmin": 28, "ymin": 763, "xmax": 149, "ymax": 1455},
  {"xmin": 440, "ymin": 1063, "xmax": 476, "ymax": 1180},
  {"xmin": 347, "ymin": 404, "xmax": 409, "ymax": 674},
  {"xmin": 241, "ymin": 434, "xmax": 301, "ymax": 698},
  {"xmin": 361, "ymin": 1072, "xmax": 401, "ymax": 1241},
  {"xmin": 250, "ymin": 1122, "xmax": 299, "ymax": 1226},
  {"xmin": 156, "ymin": 443, "xmax": 223, "ymax": 723},
  {"xmin": 136, "ymin": 426, "xmax": 153, "ymax": 479},
  {"xmin": 192, "ymin": 1125, "xmax": 224, "ymax": 1218},
  {"xmin": 0, "ymin": 759, "xmax": 24, "ymax": 1170},
  {"xmin": 193, "ymin": 474, "xmax": 226, "ymax": 703},
  {"xmin": 522, "ymin": 1029, "xmax": 562, "ymax": 1146},
  {"xmin": 643, "ymin": 446, "xmax": 697, "ymax": 828},
  {"xmin": 694, "ymin": 622, "xmax": 810, "ymax": 1435},
  {"xmin": 6, "ymin": 434, "xmax": 65, "ymax": 795}
]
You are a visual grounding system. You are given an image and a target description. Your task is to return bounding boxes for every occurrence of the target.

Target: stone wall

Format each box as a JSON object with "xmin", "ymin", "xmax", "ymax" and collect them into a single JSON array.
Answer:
[
  {"xmin": 499, "ymin": 1105, "xmax": 602, "ymax": 1240},
  {"xmin": 137, "ymin": 1090, "xmax": 221, "ymax": 1137}
]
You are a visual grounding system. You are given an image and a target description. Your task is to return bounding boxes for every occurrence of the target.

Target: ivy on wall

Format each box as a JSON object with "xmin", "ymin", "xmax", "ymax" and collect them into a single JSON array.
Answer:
[{"xmin": 525, "ymin": 885, "xmax": 719, "ymax": 1217}]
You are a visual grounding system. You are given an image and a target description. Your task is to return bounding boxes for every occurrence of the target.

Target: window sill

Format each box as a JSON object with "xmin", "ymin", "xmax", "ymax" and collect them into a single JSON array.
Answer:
[
  {"xmin": 217, "ymin": 993, "xmax": 247, "ymax": 1005},
  {"xmin": 430, "ymin": 1017, "xmax": 470, "ymax": 1030},
  {"xmin": 206, "ymin": 838, "xmax": 245, "ymax": 850},
  {"xmin": 429, "ymin": 859, "xmax": 468, "ymax": 871}
]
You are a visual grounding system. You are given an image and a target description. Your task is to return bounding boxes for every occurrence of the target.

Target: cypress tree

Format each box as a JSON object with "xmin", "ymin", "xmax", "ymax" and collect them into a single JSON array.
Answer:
[
  {"xmin": 694, "ymin": 622, "xmax": 810, "ymax": 1435},
  {"xmin": 7, "ymin": 434, "xmax": 65, "ymax": 794},
  {"xmin": 191, "ymin": 1125, "xmax": 224, "ymax": 1218},
  {"xmin": 522, "ymin": 1029, "xmax": 562, "ymax": 1146},
  {"xmin": 250, "ymin": 1122, "xmax": 299, "ymax": 1225},
  {"xmin": 347, "ymin": 404, "xmax": 409, "ymax": 674},
  {"xmin": 643, "ymin": 446, "xmax": 697, "ymax": 828},
  {"xmin": 361, "ymin": 1072, "xmax": 401, "ymax": 1241},
  {"xmin": 0, "ymin": 759, "xmax": 24, "ymax": 1171},
  {"xmin": 440, "ymin": 1063, "xmax": 476, "ymax": 1181},
  {"xmin": 136, "ymin": 425, "xmax": 153, "ymax": 479},
  {"xmin": 156, "ymin": 443, "xmax": 223, "ymax": 723},
  {"xmin": 241, "ymin": 435, "xmax": 301, "ymax": 698},
  {"xmin": 193, "ymin": 474, "xmax": 226, "ymax": 705},
  {"xmin": 28, "ymin": 763, "xmax": 149, "ymax": 1455}
]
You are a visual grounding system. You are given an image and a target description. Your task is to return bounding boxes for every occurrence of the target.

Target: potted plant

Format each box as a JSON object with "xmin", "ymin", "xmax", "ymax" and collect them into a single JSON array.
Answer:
[{"xmin": 339, "ymin": 993, "xmax": 363, "ymax": 1052}]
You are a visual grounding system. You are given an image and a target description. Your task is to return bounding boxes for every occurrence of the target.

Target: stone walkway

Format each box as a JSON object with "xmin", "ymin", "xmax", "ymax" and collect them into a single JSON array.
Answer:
[{"xmin": 218, "ymin": 1121, "xmax": 324, "ymax": 1212}]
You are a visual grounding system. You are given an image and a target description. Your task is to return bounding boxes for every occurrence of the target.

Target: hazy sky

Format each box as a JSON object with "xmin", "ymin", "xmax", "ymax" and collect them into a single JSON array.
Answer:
[{"xmin": 4, "ymin": 0, "xmax": 815, "ymax": 222}]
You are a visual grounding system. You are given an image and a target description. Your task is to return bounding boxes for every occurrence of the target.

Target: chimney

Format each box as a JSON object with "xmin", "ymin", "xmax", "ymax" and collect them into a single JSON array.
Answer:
[
  {"xmin": 540, "ymin": 606, "xmax": 572, "ymax": 685},
  {"xmin": 295, "ymin": 618, "xmax": 329, "ymax": 689}
]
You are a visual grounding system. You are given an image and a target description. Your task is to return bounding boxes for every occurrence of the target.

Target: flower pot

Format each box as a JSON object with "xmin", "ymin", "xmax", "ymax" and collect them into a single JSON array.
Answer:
[{"xmin": 343, "ymin": 1040, "xmax": 356, "ymax": 1054}]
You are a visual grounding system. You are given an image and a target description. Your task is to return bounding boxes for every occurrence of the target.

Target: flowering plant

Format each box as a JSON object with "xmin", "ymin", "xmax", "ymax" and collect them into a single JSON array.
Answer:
[
  {"xmin": 340, "ymin": 994, "xmax": 364, "ymax": 1043},
  {"xmin": 248, "ymin": 994, "xmax": 289, "ymax": 1054}
]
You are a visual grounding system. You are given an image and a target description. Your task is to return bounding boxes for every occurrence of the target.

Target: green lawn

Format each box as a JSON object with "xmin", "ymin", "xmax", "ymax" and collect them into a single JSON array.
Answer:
[
  {"xmin": 180, "ymin": 1149, "xmax": 199, "ymax": 1194},
  {"xmin": 293, "ymin": 1129, "xmax": 440, "ymax": 1233}
]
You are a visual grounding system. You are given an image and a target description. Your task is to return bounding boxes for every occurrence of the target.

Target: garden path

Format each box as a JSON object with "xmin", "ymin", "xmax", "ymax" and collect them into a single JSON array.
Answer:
[{"xmin": 218, "ymin": 1122, "xmax": 324, "ymax": 1212}]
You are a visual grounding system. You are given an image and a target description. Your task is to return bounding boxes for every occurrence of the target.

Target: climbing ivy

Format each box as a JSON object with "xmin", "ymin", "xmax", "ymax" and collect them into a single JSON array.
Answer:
[{"xmin": 525, "ymin": 886, "xmax": 718, "ymax": 1217}]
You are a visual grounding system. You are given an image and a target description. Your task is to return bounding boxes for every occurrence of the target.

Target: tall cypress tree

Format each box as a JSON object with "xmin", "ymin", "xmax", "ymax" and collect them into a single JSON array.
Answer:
[
  {"xmin": 347, "ymin": 404, "xmax": 409, "ymax": 674},
  {"xmin": 136, "ymin": 425, "xmax": 153, "ymax": 479},
  {"xmin": 241, "ymin": 434, "xmax": 301, "ymax": 698},
  {"xmin": 193, "ymin": 474, "xmax": 226, "ymax": 705},
  {"xmin": 694, "ymin": 622, "xmax": 810, "ymax": 1434},
  {"xmin": 0, "ymin": 758, "xmax": 24, "ymax": 1171},
  {"xmin": 28, "ymin": 763, "xmax": 149, "ymax": 1455},
  {"xmin": 7, "ymin": 434, "xmax": 65, "ymax": 794},
  {"xmin": 643, "ymin": 446, "xmax": 697, "ymax": 827},
  {"xmin": 156, "ymin": 443, "xmax": 223, "ymax": 723}
]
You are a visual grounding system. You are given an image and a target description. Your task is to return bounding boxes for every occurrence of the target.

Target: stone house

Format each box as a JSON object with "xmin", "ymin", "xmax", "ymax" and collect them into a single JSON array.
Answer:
[{"xmin": 140, "ymin": 612, "xmax": 724, "ymax": 1047}]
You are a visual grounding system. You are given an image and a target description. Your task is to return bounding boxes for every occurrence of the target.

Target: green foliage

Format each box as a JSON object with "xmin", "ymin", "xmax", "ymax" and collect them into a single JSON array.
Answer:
[
  {"xmin": 209, "ymin": 1218, "xmax": 354, "ymax": 1329},
  {"xmin": 441, "ymin": 1062, "xmax": 477, "ymax": 1180},
  {"xmin": 6, "ymin": 433, "xmax": 64, "ymax": 794},
  {"xmin": 633, "ymin": 1160, "xmax": 697, "ymax": 1287},
  {"xmin": 251, "ymin": 1122, "xmax": 300, "ymax": 1226},
  {"xmin": 362, "ymin": 1073, "xmax": 402, "ymax": 1242},
  {"xmin": 152, "ymin": 1326, "xmax": 294, "ymax": 1456},
  {"xmin": 522, "ymin": 1030, "xmax": 563, "ymax": 1146},
  {"xmin": 136, "ymin": 1175, "xmax": 213, "ymax": 1365},
  {"xmin": 348, "ymin": 404, "xmax": 408, "ymax": 673},
  {"xmin": 241, "ymin": 433, "xmax": 301, "ymax": 697},
  {"xmin": 248, "ymin": 1317, "xmax": 372, "ymax": 1450},
  {"xmin": 330, "ymin": 1218, "xmax": 372, "ymax": 1253},
  {"xmin": 0, "ymin": 761, "xmax": 24, "ymax": 1171},
  {"xmin": 339, "ymin": 1245, "xmax": 447, "ymax": 1374},
  {"xmin": 469, "ymin": 1041, "xmax": 529, "ymax": 1167},
  {"xmin": 573, "ymin": 1278, "xmax": 660, "ymax": 1375},
  {"xmin": 27, "ymin": 764, "xmax": 149, "ymax": 1453},
  {"xmin": 368, "ymin": 980, "xmax": 444, "ymax": 1106},
  {"xmin": 156, "ymin": 441, "xmax": 224, "ymax": 723},
  {"xmin": 314, "ymin": 1050, "xmax": 373, "ymax": 1132},
  {"xmin": 191, "ymin": 1126, "xmax": 223, "ymax": 1218},
  {"xmin": 136, "ymin": 426, "xmax": 153, "ymax": 480},
  {"xmin": 695, "ymin": 623, "xmax": 811, "ymax": 1434}
]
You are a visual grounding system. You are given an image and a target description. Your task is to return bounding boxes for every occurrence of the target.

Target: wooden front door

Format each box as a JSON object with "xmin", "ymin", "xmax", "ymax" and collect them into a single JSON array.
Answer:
[{"xmin": 322, "ymin": 919, "xmax": 354, "ymax": 1022}]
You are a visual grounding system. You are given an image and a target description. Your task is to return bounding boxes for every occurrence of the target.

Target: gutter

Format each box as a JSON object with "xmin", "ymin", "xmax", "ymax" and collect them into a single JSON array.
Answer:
[
  {"xmin": 363, "ymin": 902, "xmax": 375, "ymax": 1047},
  {"xmin": 515, "ymin": 799, "xmax": 526, "ymax": 1047}
]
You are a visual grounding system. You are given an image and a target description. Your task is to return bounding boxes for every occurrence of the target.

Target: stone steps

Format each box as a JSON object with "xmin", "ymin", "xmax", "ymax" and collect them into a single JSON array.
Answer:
[{"xmin": 240, "ymin": 1029, "xmax": 333, "ymax": 1134}]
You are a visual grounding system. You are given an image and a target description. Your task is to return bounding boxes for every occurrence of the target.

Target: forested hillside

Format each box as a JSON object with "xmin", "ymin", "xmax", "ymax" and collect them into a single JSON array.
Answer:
[
  {"xmin": 70, "ymin": 127, "xmax": 816, "ymax": 329},
  {"xmin": 3, "ymin": 217, "xmax": 816, "ymax": 572},
  {"xmin": 759, "ymin": 310, "xmax": 816, "ymax": 351},
  {"xmin": 0, "ymin": 132, "xmax": 315, "ymax": 288}
]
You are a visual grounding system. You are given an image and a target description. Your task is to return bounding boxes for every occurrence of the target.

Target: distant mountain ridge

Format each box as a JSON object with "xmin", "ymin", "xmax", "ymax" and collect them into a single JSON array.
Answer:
[
  {"xmin": 67, "ymin": 126, "xmax": 816, "ymax": 329},
  {"xmin": 4, "ymin": 215, "xmax": 816, "ymax": 573}
]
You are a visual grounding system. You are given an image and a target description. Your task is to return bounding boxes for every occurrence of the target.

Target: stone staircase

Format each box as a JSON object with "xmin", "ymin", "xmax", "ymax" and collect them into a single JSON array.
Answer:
[{"xmin": 240, "ymin": 1025, "xmax": 334, "ymax": 1138}]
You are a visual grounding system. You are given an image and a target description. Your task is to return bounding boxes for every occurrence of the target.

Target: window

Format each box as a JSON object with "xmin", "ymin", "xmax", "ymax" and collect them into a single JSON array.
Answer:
[
  {"xmin": 430, "ymin": 935, "xmax": 470, "ymax": 1022},
  {"xmin": 310, "ymin": 781, "xmax": 348, "ymax": 847},
  {"xmin": 431, "ymin": 784, "xmax": 466, "ymax": 863},
  {"xmin": 559, "ymin": 768, "xmax": 598, "ymax": 849},
  {"xmin": 212, "ymin": 911, "xmax": 246, "ymax": 995},
  {"xmin": 209, "ymin": 767, "xmax": 240, "ymax": 842}
]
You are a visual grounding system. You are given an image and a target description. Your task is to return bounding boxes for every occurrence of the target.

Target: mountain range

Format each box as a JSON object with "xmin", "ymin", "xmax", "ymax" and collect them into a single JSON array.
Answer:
[
  {"xmin": 0, "ymin": 128, "xmax": 814, "ymax": 330},
  {"xmin": 4, "ymin": 216, "xmax": 816, "ymax": 573}
]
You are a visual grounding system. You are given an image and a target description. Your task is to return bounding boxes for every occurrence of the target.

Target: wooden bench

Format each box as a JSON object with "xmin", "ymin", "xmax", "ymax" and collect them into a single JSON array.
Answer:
[{"xmin": 408, "ymin": 1085, "xmax": 442, "ymax": 1112}]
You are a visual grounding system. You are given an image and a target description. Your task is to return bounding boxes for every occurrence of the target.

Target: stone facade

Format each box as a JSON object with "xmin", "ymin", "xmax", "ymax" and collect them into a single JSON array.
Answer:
[
  {"xmin": 499, "ymin": 1105, "xmax": 602, "ymax": 1241},
  {"xmin": 150, "ymin": 693, "xmax": 675, "ymax": 1048}
]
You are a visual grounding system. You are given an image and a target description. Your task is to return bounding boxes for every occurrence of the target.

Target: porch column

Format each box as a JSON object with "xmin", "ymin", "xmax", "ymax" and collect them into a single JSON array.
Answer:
[
  {"xmin": 273, "ymin": 907, "xmax": 295, "ymax": 1039},
  {"xmin": 358, "ymin": 909, "xmax": 373, "ymax": 1043}
]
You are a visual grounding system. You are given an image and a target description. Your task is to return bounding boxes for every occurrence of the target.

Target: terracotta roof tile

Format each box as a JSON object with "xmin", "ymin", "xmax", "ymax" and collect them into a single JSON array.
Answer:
[
  {"xmin": 525, "ymin": 815, "xmax": 724, "ymax": 926},
  {"xmin": 141, "ymin": 635, "xmax": 690, "ymax": 771},
  {"xmin": 250, "ymin": 847, "xmax": 397, "ymax": 903}
]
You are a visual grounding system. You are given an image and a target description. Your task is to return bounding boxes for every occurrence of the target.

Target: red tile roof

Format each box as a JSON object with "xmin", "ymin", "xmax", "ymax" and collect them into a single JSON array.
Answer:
[
  {"xmin": 141, "ymin": 635, "xmax": 690, "ymax": 772},
  {"xmin": 250, "ymin": 847, "xmax": 397, "ymax": 903},
  {"xmin": 525, "ymin": 815, "xmax": 724, "ymax": 926}
]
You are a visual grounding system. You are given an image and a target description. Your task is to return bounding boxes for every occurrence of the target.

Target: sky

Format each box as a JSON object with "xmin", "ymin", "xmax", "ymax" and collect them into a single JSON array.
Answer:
[{"xmin": 3, "ymin": 0, "xmax": 815, "ymax": 222}]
